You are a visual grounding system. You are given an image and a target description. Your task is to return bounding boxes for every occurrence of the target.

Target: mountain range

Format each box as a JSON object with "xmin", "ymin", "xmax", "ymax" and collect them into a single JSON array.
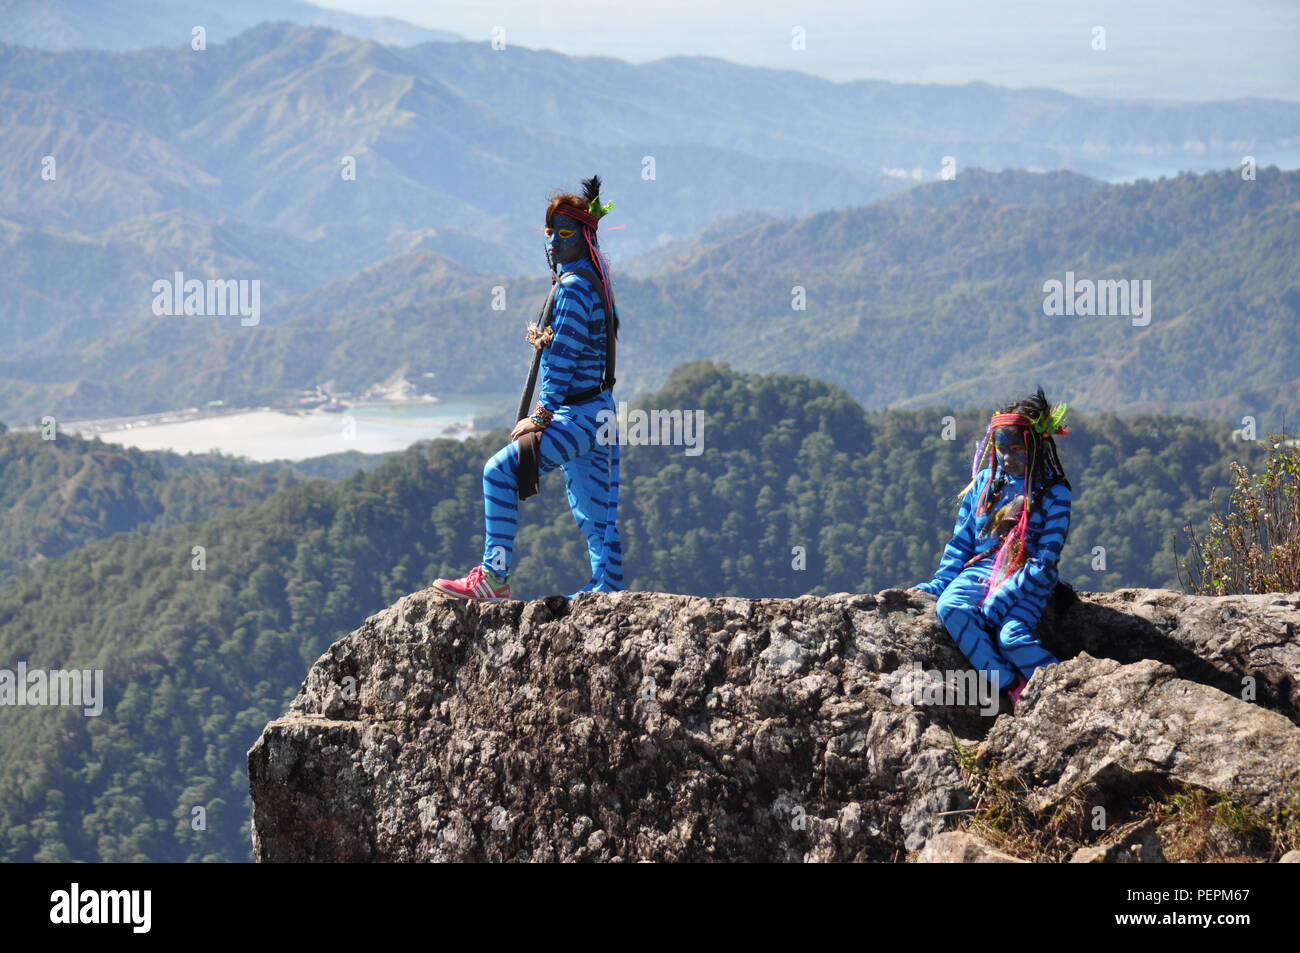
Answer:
[
  {"xmin": 0, "ymin": 0, "xmax": 459, "ymax": 51},
  {"xmin": 1, "ymin": 165, "xmax": 1295, "ymax": 428},
  {"xmin": 5, "ymin": 22, "xmax": 1296, "ymax": 258},
  {"xmin": 1, "ymin": 22, "xmax": 1297, "ymax": 428}
]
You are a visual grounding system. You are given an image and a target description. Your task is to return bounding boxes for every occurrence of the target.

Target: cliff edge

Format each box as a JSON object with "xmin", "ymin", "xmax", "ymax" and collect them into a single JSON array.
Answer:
[{"xmin": 248, "ymin": 587, "xmax": 1300, "ymax": 862}]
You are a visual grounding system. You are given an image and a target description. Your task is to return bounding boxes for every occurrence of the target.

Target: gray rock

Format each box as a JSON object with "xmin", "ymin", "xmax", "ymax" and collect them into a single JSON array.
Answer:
[
  {"xmin": 980, "ymin": 653, "xmax": 1300, "ymax": 817},
  {"xmin": 916, "ymin": 831, "xmax": 1025, "ymax": 863},
  {"xmin": 250, "ymin": 588, "xmax": 994, "ymax": 861},
  {"xmin": 1040, "ymin": 589, "xmax": 1300, "ymax": 723},
  {"xmin": 249, "ymin": 587, "xmax": 1300, "ymax": 862},
  {"xmin": 1069, "ymin": 819, "xmax": 1164, "ymax": 863}
]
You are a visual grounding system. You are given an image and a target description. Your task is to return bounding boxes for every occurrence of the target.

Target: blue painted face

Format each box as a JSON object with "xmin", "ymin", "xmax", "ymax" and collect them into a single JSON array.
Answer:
[
  {"xmin": 994, "ymin": 427, "xmax": 1029, "ymax": 477},
  {"xmin": 545, "ymin": 212, "xmax": 587, "ymax": 265}
]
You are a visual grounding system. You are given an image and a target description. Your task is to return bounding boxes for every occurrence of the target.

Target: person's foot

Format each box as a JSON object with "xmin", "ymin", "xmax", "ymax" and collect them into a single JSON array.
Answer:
[
  {"xmin": 565, "ymin": 581, "xmax": 622, "ymax": 599},
  {"xmin": 1007, "ymin": 674, "xmax": 1030, "ymax": 709},
  {"xmin": 432, "ymin": 565, "xmax": 510, "ymax": 601}
]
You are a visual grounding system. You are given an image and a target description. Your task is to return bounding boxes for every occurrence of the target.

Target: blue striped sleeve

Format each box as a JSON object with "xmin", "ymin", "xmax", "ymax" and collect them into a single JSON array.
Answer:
[
  {"xmin": 537, "ymin": 276, "xmax": 593, "ymax": 412},
  {"xmin": 915, "ymin": 474, "xmax": 981, "ymax": 595}
]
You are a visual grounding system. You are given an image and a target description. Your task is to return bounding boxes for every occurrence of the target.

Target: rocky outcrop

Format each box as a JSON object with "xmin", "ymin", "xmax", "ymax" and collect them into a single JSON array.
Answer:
[
  {"xmin": 981, "ymin": 654, "xmax": 1300, "ymax": 816},
  {"xmin": 248, "ymin": 587, "xmax": 1300, "ymax": 862},
  {"xmin": 1038, "ymin": 588, "xmax": 1300, "ymax": 723}
]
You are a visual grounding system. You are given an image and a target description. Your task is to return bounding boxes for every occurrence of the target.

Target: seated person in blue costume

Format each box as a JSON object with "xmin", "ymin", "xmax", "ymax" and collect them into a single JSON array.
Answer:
[{"xmin": 909, "ymin": 388, "xmax": 1072, "ymax": 710}]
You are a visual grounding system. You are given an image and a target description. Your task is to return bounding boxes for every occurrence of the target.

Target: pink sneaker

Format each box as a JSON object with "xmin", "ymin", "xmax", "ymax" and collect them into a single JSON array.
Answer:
[
  {"xmin": 432, "ymin": 565, "xmax": 510, "ymax": 602},
  {"xmin": 1007, "ymin": 675, "xmax": 1030, "ymax": 709}
]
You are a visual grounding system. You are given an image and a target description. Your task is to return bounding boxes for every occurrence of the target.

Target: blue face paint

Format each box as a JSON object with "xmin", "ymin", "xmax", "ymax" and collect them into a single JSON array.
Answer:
[
  {"xmin": 994, "ymin": 427, "xmax": 1029, "ymax": 476},
  {"xmin": 545, "ymin": 212, "xmax": 587, "ymax": 265}
]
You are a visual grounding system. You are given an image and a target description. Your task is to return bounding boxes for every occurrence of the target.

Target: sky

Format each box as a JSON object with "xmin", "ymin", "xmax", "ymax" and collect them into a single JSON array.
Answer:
[{"xmin": 320, "ymin": 0, "xmax": 1300, "ymax": 102}]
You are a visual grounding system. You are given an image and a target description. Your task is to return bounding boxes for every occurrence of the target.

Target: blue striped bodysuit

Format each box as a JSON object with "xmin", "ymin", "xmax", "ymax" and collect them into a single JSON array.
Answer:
[
  {"xmin": 914, "ymin": 468, "xmax": 1071, "ymax": 689},
  {"xmin": 480, "ymin": 254, "xmax": 623, "ymax": 595}
]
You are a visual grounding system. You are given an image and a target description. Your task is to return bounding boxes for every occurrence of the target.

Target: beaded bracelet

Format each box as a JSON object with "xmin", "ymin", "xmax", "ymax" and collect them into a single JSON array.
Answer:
[{"xmin": 532, "ymin": 402, "xmax": 555, "ymax": 427}]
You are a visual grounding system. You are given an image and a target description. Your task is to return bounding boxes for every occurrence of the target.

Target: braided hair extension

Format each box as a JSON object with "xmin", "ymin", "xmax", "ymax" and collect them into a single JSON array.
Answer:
[{"xmin": 577, "ymin": 175, "xmax": 619, "ymax": 341}]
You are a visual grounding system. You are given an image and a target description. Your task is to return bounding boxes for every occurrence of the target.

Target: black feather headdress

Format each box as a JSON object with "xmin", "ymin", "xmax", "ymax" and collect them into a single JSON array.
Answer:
[{"xmin": 582, "ymin": 174, "xmax": 614, "ymax": 219}]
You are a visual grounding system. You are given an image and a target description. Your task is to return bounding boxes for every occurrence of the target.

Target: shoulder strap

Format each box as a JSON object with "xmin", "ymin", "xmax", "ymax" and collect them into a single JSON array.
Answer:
[{"xmin": 514, "ymin": 277, "xmax": 560, "ymax": 423}]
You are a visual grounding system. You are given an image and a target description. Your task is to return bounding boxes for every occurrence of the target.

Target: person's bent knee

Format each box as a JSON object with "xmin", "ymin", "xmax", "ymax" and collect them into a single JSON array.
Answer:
[
  {"xmin": 484, "ymin": 447, "xmax": 514, "ymax": 478},
  {"xmin": 998, "ymin": 622, "xmax": 1037, "ymax": 652},
  {"xmin": 936, "ymin": 593, "xmax": 976, "ymax": 622}
]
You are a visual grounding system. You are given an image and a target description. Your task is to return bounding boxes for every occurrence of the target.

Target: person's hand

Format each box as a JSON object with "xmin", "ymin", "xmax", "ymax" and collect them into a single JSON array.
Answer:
[{"xmin": 511, "ymin": 417, "xmax": 543, "ymax": 442}]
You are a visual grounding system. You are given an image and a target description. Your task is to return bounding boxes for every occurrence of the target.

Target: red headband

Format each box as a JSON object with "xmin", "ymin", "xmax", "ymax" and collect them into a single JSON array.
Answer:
[
  {"xmin": 550, "ymin": 203, "xmax": 601, "ymax": 230},
  {"xmin": 989, "ymin": 411, "xmax": 1068, "ymax": 437}
]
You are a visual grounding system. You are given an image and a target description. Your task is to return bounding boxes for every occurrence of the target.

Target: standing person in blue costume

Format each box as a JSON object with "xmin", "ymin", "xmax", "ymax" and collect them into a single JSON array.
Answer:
[
  {"xmin": 909, "ymin": 388, "xmax": 1072, "ymax": 710},
  {"xmin": 434, "ymin": 175, "xmax": 624, "ymax": 602}
]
